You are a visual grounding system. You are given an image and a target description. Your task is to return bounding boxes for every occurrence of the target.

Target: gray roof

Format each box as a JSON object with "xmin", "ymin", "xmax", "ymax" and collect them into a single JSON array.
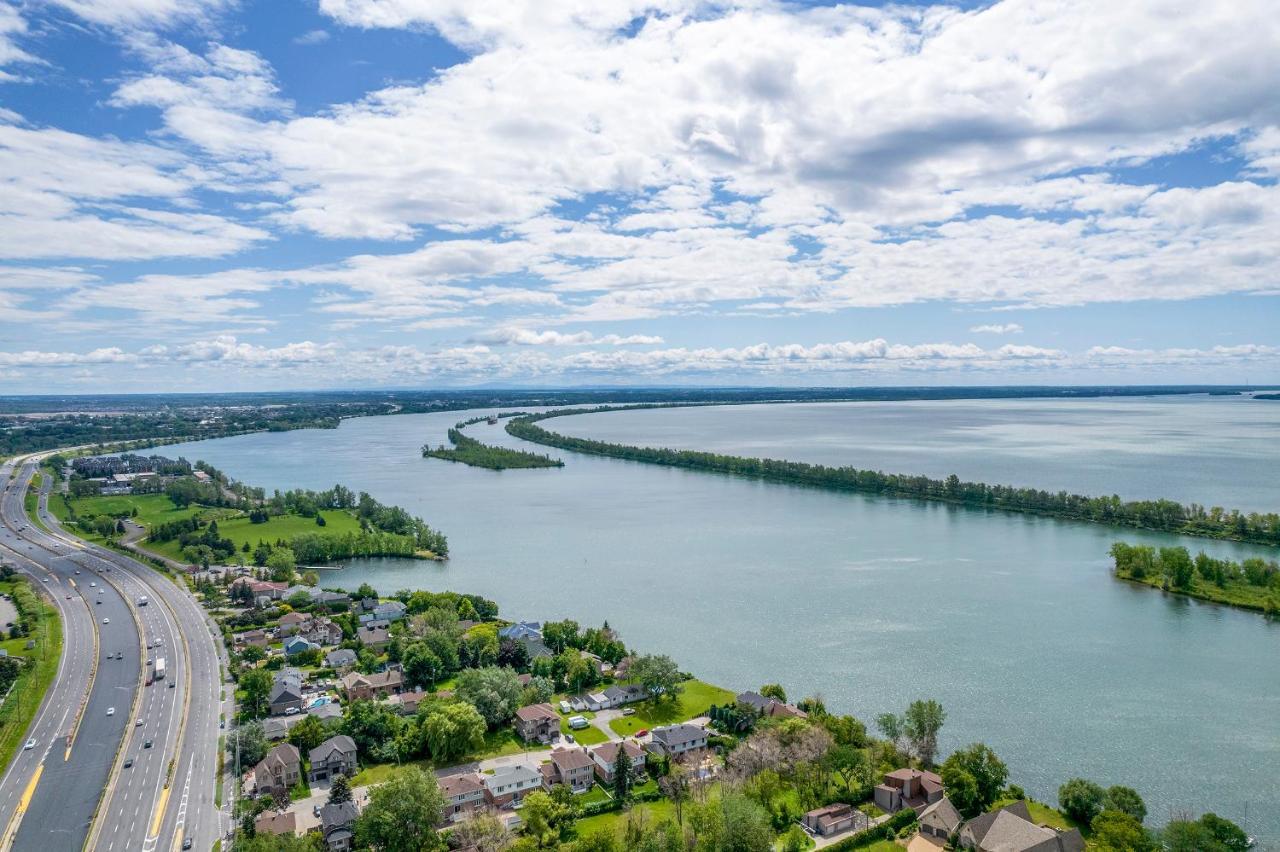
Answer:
[
  {"xmin": 651, "ymin": 723, "xmax": 706, "ymax": 747},
  {"xmin": 320, "ymin": 801, "xmax": 359, "ymax": 832},
  {"xmin": 268, "ymin": 671, "xmax": 302, "ymax": 703},
  {"xmin": 921, "ymin": 797, "xmax": 963, "ymax": 834},
  {"xmin": 309, "ymin": 734, "xmax": 357, "ymax": 764},
  {"xmin": 309, "ymin": 702, "xmax": 343, "ymax": 721},
  {"xmin": 325, "ymin": 648, "xmax": 357, "ymax": 667}
]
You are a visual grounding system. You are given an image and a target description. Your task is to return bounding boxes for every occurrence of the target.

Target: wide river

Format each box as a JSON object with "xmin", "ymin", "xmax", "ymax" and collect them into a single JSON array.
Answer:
[{"xmin": 159, "ymin": 395, "xmax": 1280, "ymax": 843}]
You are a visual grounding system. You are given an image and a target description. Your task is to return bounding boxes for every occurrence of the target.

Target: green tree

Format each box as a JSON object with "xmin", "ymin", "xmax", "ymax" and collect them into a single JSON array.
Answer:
[
  {"xmin": 419, "ymin": 702, "xmax": 486, "ymax": 763},
  {"xmin": 287, "ymin": 714, "xmax": 328, "ymax": 754},
  {"xmin": 627, "ymin": 654, "xmax": 683, "ymax": 701},
  {"xmin": 266, "ymin": 546, "xmax": 297, "ymax": 583},
  {"xmin": 354, "ymin": 767, "xmax": 446, "ymax": 852},
  {"xmin": 1199, "ymin": 813, "xmax": 1251, "ymax": 851},
  {"xmin": 720, "ymin": 793, "xmax": 775, "ymax": 852},
  {"xmin": 455, "ymin": 666, "xmax": 525, "ymax": 727},
  {"xmin": 759, "ymin": 683, "xmax": 786, "ymax": 703},
  {"xmin": 402, "ymin": 641, "xmax": 443, "ymax": 689},
  {"xmin": 1104, "ymin": 785, "xmax": 1146, "ymax": 823},
  {"xmin": 239, "ymin": 668, "xmax": 273, "ymax": 718},
  {"xmin": 903, "ymin": 699, "xmax": 946, "ymax": 766},
  {"xmin": 1091, "ymin": 810, "xmax": 1155, "ymax": 852},
  {"xmin": 612, "ymin": 742, "xmax": 633, "ymax": 802},
  {"xmin": 1058, "ymin": 777, "xmax": 1107, "ymax": 825},
  {"xmin": 226, "ymin": 721, "xmax": 267, "ymax": 767},
  {"xmin": 328, "ymin": 773, "xmax": 353, "ymax": 805},
  {"xmin": 940, "ymin": 762, "xmax": 980, "ymax": 817},
  {"xmin": 825, "ymin": 745, "xmax": 871, "ymax": 797},
  {"xmin": 939, "ymin": 743, "xmax": 1008, "ymax": 815},
  {"xmin": 520, "ymin": 790, "xmax": 573, "ymax": 848}
]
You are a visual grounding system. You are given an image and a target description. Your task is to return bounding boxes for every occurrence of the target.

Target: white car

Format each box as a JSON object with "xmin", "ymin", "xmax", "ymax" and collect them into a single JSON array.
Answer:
[
  {"xmin": 102, "ymin": 617, "xmax": 109, "ymax": 624},
  {"xmin": 23, "ymin": 739, "xmax": 34, "ymax": 750},
  {"xmin": 106, "ymin": 707, "xmax": 115, "ymax": 716},
  {"xmin": 90, "ymin": 582, "xmax": 96, "ymax": 587}
]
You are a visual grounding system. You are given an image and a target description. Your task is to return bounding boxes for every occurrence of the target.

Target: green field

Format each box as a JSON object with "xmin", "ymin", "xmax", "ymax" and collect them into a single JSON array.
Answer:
[
  {"xmin": 0, "ymin": 578, "xmax": 63, "ymax": 774},
  {"xmin": 348, "ymin": 728, "xmax": 550, "ymax": 786},
  {"xmin": 572, "ymin": 796, "xmax": 678, "ymax": 838},
  {"xmin": 143, "ymin": 509, "xmax": 361, "ymax": 561},
  {"xmin": 561, "ymin": 717, "xmax": 610, "ymax": 745},
  {"xmin": 608, "ymin": 679, "xmax": 735, "ymax": 737}
]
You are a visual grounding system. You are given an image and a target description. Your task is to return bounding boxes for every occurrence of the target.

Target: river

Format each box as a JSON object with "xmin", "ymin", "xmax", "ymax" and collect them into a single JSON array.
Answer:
[{"xmin": 155, "ymin": 395, "xmax": 1280, "ymax": 843}]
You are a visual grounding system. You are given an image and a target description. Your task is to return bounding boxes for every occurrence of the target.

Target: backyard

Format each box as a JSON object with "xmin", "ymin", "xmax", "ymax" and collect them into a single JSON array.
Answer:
[{"xmin": 607, "ymin": 679, "xmax": 735, "ymax": 737}]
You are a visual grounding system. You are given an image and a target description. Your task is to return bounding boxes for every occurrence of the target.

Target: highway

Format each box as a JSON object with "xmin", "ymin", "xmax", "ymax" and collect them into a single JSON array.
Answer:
[{"xmin": 0, "ymin": 458, "xmax": 230, "ymax": 851}]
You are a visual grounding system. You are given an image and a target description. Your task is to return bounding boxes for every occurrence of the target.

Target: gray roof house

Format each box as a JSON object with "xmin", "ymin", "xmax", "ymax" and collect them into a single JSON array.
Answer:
[
  {"xmin": 498, "ymin": 621, "xmax": 542, "ymax": 641},
  {"xmin": 517, "ymin": 636, "xmax": 553, "ymax": 659},
  {"xmin": 308, "ymin": 734, "xmax": 358, "ymax": 783},
  {"xmin": 309, "ymin": 702, "xmax": 344, "ymax": 725},
  {"xmin": 958, "ymin": 801, "xmax": 1086, "ymax": 852},
  {"xmin": 647, "ymin": 723, "xmax": 709, "ymax": 758},
  {"xmin": 319, "ymin": 800, "xmax": 359, "ymax": 851},
  {"xmin": 325, "ymin": 648, "xmax": 358, "ymax": 671},
  {"xmin": 920, "ymin": 796, "xmax": 963, "ymax": 842},
  {"xmin": 268, "ymin": 669, "xmax": 304, "ymax": 716}
]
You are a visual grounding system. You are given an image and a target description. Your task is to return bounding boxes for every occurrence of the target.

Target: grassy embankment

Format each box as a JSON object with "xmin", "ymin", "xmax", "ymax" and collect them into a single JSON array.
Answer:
[
  {"xmin": 0, "ymin": 577, "xmax": 63, "ymax": 773},
  {"xmin": 1117, "ymin": 569, "xmax": 1278, "ymax": 613},
  {"xmin": 607, "ymin": 679, "xmax": 735, "ymax": 737}
]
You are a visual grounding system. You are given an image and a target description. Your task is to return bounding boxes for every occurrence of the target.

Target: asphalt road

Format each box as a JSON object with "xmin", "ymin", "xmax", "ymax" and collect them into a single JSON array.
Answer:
[{"xmin": 0, "ymin": 458, "xmax": 231, "ymax": 851}]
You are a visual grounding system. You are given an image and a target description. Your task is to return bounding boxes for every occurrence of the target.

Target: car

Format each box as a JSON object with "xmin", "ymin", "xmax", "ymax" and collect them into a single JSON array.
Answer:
[
  {"xmin": 565, "ymin": 734, "xmax": 575, "ymax": 743},
  {"xmin": 96, "ymin": 599, "xmax": 101, "ymax": 605},
  {"xmin": 135, "ymin": 719, "xmax": 143, "ymax": 727},
  {"xmin": 23, "ymin": 739, "xmax": 34, "ymax": 750},
  {"xmin": 65, "ymin": 595, "xmax": 71, "ymax": 600},
  {"xmin": 313, "ymin": 805, "xmax": 322, "ymax": 818},
  {"xmin": 635, "ymin": 729, "xmax": 649, "ymax": 737},
  {"xmin": 74, "ymin": 570, "xmax": 79, "ymax": 575},
  {"xmin": 124, "ymin": 758, "xmax": 133, "ymax": 768},
  {"xmin": 116, "ymin": 652, "xmax": 123, "ymax": 660},
  {"xmin": 284, "ymin": 707, "xmax": 299, "ymax": 716},
  {"xmin": 106, "ymin": 707, "xmax": 115, "ymax": 716},
  {"xmin": 622, "ymin": 708, "xmax": 636, "ymax": 716},
  {"xmin": 89, "ymin": 582, "xmax": 96, "ymax": 587},
  {"xmin": 182, "ymin": 840, "xmax": 191, "ymax": 851},
  {"xmin": 146, "ymin": 658, "xmax": 151, "ymax": 665},
  {"xmin": 102, "ymin": 617, "xmax": 109, "ymax": 624},
  {"xmin": 144, "ymin": 740, "xmax": 152, "ymax": 749},
  {"xmin": 169, "ymin": 681, "xmax": 176, "ymax": 689}
]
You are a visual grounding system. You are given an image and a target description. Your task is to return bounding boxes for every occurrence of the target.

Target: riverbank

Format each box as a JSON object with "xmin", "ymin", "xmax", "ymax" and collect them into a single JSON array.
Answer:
[
  {"xmin": 504, "ymin": 407, "xmax": 1280, "ymax": 548},
  {"xmin": 1111, "ymin": 542, "xmax": 1280, "ymax": 616}
]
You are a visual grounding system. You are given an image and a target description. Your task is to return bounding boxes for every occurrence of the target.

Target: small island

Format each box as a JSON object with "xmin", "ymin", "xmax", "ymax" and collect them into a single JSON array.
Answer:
[
  {"xmin": 422, "ymin": 415, "xmax": 564, "ymax": 470},
  {"xmin": 1110, "ymin": 542, "xmax": 1280, "ymax": 615}
]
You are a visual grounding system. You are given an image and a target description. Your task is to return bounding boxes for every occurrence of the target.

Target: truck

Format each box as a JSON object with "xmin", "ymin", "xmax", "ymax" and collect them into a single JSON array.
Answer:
[
  {"xmin": 154, "ymin": 657, "xmax": 166, "ymax": 680},
  {"xmin": 138, "ymin": 596, "xmax": 148, "ymax": 606}
]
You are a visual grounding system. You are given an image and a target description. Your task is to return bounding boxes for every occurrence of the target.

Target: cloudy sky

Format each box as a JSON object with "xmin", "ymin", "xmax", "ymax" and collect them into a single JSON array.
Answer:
[{"xmin": 0, "ymin": 0, "xmax": 1277, "ymax": 392}]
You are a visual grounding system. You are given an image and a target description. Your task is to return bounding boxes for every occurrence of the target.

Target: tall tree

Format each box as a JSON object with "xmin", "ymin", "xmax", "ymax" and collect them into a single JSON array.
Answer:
[
  {"xmin": 327, "ymin": 774, "xmax": 353, "ymax": 805},
  {"xmin": 903, "ymin": 699, "xmax": 946, "ymax": 766},
  {"xmin": 354, "ymin": 767, "xmax": 446, "ymax": 852},
  {"xmin": 1058, "ymin": 778, "xmax": 1107, "ymax": 825}
]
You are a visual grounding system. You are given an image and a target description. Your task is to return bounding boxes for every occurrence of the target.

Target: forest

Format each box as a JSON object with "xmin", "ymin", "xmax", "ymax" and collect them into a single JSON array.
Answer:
[{"xmin": 505, "ymin": 408, "xmax": 1280, "ymax": 547}]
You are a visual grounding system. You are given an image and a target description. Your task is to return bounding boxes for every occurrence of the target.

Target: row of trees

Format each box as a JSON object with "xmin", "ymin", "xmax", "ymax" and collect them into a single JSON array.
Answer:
[
  {"xmin": 423, "ymin": 426, "xmax": 563, "ymax": 470},
  {"xmin": 506, "ymin": 409, "xmax": 1280, "ymax": 545},
  {"xmin": 1111, "ymin": 542, "xmax": 1279, "ymax": 590}
]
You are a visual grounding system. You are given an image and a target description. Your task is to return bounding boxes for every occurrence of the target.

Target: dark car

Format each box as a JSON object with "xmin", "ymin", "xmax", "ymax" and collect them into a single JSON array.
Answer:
[
  {"xmin": 182, "ymin": 839, "xmax": 192, "ymax": 850},
  {"xmin": 144, "ymin": 740, "xmax": 152, "ymax": 749},
  {"xmin": 124, "ymin": 758, "xmax": 133, "ymax": 768}
]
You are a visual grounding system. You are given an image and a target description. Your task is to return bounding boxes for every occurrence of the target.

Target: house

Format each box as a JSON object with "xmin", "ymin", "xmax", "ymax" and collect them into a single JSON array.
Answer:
[
  {"xmin": 802, "ymin": 803, "xmax": 868, "ymax": 837},
  {"xmin": 958, "ymin": 801, "xmax": 1085, "ymax": 852},
  {"xmin": 647, "ymin": 723, "xmax": 709, "ymax": 759},
  {"xmin": 254, "ymin": 809, "xmax": 299, "ymax": 837},
  {"xmin": 590, "ymin": 740, "xmax": 645, "ymax": 785},
  {"xmin": 277, "ymin": 611, "xmax": 312, "ymax": 636},
  {"xmin": 309, "ymin": 702, "xmax": 344, "ymax": 725},
  {"xmin": 359, "ymin": 601, "xmax": 406, "ymax": 623},
  {"xmin": 319, "ymin": 801, "xmax": 360, "ymax": 852},
  {"xmin": 542, "ymin": 747, "xmax": 596, "ymax": 793},
  {"xmin": 874, "ymin": 768, "xmax": 945, "ymax": 814},
  {"xmin": 736, "ymin": 691, "xmax": 808, "ymax": 720},
  {"xmin": 513, "ymin": 703, "xmax": 560, "ymax": 743},
  {"xmin": 305, "ymin": 619, "xmax": 344, "ymax": 646},
  {"xmin": 517, "ymin": 636, "xmax": 553, "ymax": 660},
  {"xmin": 231, "ymin": 578, "xmax": 288, "ymax": 603},
  {"xmin": 308, "ymin": 734, "xmax": 358, "ymax": 782},
  {"xmin": 601, "ymin": 684, "xmax": 648, "ymax": 707},
  {"xmin": 325, "ymin": 648, "xmax": 358, "ymax": 672},
  {"xmin": 356, "ymin": 624, "xmax": 390, "ymax": 650},
  {"xmin": 387, "ymin": 689, "xmax": 430, "ymax": 716},
  {"xmin": 269, "ymin": 669, "xmax": 304, "ymax": 716},
  {"xmin": 360, "ymin": 596, "xmax": 378, "ymax": 612},
  {"xmin": 253, "ymin": 743, "xmax": 302, "ymax": 797},
  {"xmin": 920, "ymin": 797, "xmax": 963, "ymax": 843},
  {"xmin": 234, "ymin": 629, "xmax": 268, "ymax": 649},
  {"xmin": 262, "ymin": 717, "xmax": 299, "ymax": 741},
  {"xmin": 284, "ymin": 636, "xmax": 321, "ymax": 657},
  {"xmin": 498, "ymin": 621, "xmax": 542, "ymax": 641},
  {"xmin": 482, "ymin": 764, "xmax": 542, "ymax": 808},
  {"xmin": 440, "ymin": 773, "xmax": 487, "ymax": 822},
  {"xmin": 311, "ymin": 590, "xmax": 351, "ymax": 607},
  {"xmin": 584, "ymin": 691, "xmax": 611, "ymax": 711},
  {"xmin": 341, "ymin": 669, "xmax": 403, "ymax": 701}
]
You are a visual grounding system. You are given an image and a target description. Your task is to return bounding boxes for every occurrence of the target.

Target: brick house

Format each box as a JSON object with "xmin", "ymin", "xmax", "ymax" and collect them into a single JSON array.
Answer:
[
  {"xmin": 513, "ymin": 703, "xmax": 559, "ymax": 743},
  {"xmin": 308, "ymin": 735, "xmax": 358, "ymax": 782},
  {"xmin": 542, "ymin": 747, "xmax": 596, "ymax": 793},
  {"xmin": 340, "ymin": 669, "xmax": 402, "ymax": 701},
  {"xmin": 874, "ymin": 768, "xmax": 944, "ymax": 814},
  {"xmin": 590, "ymin": 740, "xmax": 646, "ymax": 785},
  {"xmin": 440, "ymin": 773, "xmax": 487, "ymax": 822},
  {"xmin": 253, "ymin": 743, "xmax": 301, "ymax": 797}
]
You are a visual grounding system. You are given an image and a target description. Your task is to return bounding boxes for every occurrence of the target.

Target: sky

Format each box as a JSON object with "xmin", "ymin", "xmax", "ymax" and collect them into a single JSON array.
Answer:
[{"xmin": 0, "ymin": 0, "xmax": 1277, "ymax": 393}]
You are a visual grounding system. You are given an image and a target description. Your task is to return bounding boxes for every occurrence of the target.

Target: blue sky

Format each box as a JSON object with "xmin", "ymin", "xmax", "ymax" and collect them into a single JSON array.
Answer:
[{"xmin": 0, "ymin": 0, "xmax": 1277, "ymax": 392}]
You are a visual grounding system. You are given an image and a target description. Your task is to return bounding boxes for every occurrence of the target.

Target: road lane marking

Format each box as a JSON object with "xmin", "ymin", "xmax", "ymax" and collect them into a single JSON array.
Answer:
[{"xmin": 1, "ymin": 762, "xmax": 44, "ymax": 849}]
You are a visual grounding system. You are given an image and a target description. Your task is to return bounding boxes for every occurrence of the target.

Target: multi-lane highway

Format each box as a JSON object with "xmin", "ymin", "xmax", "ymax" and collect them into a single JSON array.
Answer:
[{"xmin": 0, "ymin": 457, "xmax": 230, "ymax": 851}]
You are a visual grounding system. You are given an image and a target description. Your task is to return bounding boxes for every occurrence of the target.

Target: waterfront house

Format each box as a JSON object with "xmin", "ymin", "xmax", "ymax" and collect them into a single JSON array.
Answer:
[
  {"xmin": 920, "ymin": 797, "xmax": 963, "ymax": 842},
  {"xmin": 736, "ymin": 690, "xmax": 808, "ymax": 720},
  {"xmin": 542, "ymin": 747, "xmax": 596, "ymax": 793},
  {"xmin": 319, "ymin": 801, "xmax": 359, "ymax": 852},
  {"xmin": 440, "ymin": 773, "xmax": 487, "ymax": 822},
  {"xmin": 357, "ymin": 601, "xmax": 406, "ymax": 623},
  {"xmin": 518, "ymin": 636, "xmax": 553, "ymax": 660},
  {"xmin": 874, "ymin": 768, "xmax": 945, "ymax": 814},
  {"xmin": 590, "ymin": 740, "xmax": 645, "ymax": 785},
  {"xmin": 356, "ymin": 624, "xmax": 390, "ymax": 650},
  {"xmin": 957, "ymin": 800, "xmax": 1085, "ymax": 851},
  {"xmin": 482, "ymin": 764, "xmax": 542, "ymax": 808},
  {"xmin": 513, "ymin": 703, "xmax": 560, "ymax": 743},
  {"xmin": 647, "ymin": 723, "xmax": 709, "ymax": 759},
  {"xmin": 802, "ymin": 803, "xmax": 867, "ymax": 837},
  {"xmin": 308, "ymin": 735, "xmax": 358, "ymax": 782},
  {"xmin": 498, "ymin": 621, "xmax": 542, "ymax": 641},
  {"xmin": 252, "ymin": 743, "xmax": 301, "ymax": 797}
]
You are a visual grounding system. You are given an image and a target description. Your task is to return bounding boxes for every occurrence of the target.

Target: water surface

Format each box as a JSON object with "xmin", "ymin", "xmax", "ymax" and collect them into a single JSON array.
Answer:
[{"xmin": 156, "ymin": 402, "xmax": 1280, "ymax": 844}]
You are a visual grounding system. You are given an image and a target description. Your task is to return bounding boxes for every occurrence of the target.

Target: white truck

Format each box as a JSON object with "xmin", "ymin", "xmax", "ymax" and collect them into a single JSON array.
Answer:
[{"xmin": 154, "ymin": 657, "xmax": 166, "ymax": 680}]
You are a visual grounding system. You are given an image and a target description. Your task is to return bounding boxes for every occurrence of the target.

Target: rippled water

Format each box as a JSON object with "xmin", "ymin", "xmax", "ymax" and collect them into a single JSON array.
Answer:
[{"xmin": 157, "ymin": 398, "xmax": 1280, "ymax": 844}]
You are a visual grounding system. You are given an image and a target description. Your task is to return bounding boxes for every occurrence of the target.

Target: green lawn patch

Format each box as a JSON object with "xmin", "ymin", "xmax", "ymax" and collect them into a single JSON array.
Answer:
[
  {"xmin": 0, "ymin": 577, "xmax": 63, "ymax": 774},
  {"xmin": 990, "ymin": 798, "xmax": 1085, "ymax": 836},
  {"xmin": 573, "ymin": 797, "xmax": 677, "ymax": 838},
  {"xmin": 608, "ymin": 678, "xmax": 734, "ymax": 736},
  {"xmin": 579, "ymin": 785, "xmax": 613, "ymax": 806},
  {"xmin": 144, "ymin": 508, "xmax": 361, "ymax": 561},
  {"xmin": 561, "ymin": 719, "xmax": 609, "ymax": 746}
]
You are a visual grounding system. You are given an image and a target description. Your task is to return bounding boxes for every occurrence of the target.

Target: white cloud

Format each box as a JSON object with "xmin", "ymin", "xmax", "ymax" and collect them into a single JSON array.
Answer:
[
  {"xmin": 970, "ymin": 324, "xmax": 1023, "ymax": 335},
  {"xmin": 293, "ymin": 29, "xmax": 330, "ymax": 46},
  {"xmin": 472, "ymin": 328, "xmax": 664, "ymax": 346},
  {"xmin": 48, "ymin": 0, "xmax": 237, "ymax": 30}
]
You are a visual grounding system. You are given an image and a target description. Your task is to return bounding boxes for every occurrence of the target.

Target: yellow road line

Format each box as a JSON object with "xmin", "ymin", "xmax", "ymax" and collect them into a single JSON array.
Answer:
[
  {"xmin": 147, "ymin": 786, "xmax": 170, "ymax": 838},
  {"xmin": 18, "ymin": 765, "xmax": 43, "ymax": 814}
]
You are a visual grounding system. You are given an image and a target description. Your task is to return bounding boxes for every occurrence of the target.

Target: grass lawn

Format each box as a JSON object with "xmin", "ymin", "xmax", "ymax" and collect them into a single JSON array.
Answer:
[
  {"xmin": 144, "ymin": 508, "xmax": 361, "ymax": 561},
  {"xmin": 0, "ymin": 578, "xmax": 62, "ymax": 774},
  {"xmin": 350, "ymin": 729, "xmax": 552, "ymax": 786},
  {"xmin": 579, "ymin": 785, "xmax": 614, "ymax": 806},
  {"xmin": 860, "ymin": 842, "xmax": 900, "ymax": 852},
  {"xmin": 991, "ymin": 799, "xmax": 1086, "ymax": 836},
  {"xmin": 562, "ymin": 719, "xmax": 609, "ymax": 746},
  {"xmin": 572, "ymin": 797, "xmax": 677, "ymax": 838},
  {"xmin": 608, "ymin": 678, "xmax": 734, "ymax": 736}
]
